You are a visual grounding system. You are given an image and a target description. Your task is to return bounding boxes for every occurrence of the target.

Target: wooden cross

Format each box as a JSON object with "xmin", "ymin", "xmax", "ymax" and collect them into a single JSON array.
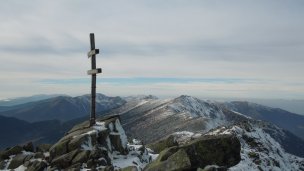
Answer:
[{"xmin": 87, "ymin": 33, "xmax": 102, "ymax": 126}]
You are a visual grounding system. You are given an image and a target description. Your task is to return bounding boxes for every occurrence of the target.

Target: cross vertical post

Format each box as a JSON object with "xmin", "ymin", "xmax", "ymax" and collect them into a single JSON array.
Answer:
[{"xmin": 87, "ymin": 33, "xmax": 102, "ymax": 126}]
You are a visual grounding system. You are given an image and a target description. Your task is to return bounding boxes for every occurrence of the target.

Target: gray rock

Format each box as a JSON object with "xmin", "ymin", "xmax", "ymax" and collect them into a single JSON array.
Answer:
[
  {"xmin": 0, "ymin": 145, "xmax": 23, "ymax": 160},
  {"xmin": 23, "ymin": 142, "xmax": 34, "ymax": 152},
  {"xmin": 36, "ymin": 144, "xmax": 52, "ymax": 153},
  {"xmin": 71, "ymin": 150, "xmax": 90, "ymax": 165},
  {"xmin": 34, "ymin": 152, "xmax": 45, "ymax": 159},
  {"xmin": 49, "ymin": 139, "xmax": 70, "ymax": 160},
  {"xmin": 51, "ymin": 149, "xmax": 79, "ymax": 169},
  {"xmin": 68, "ymin": 134, "xmax": 89, "ymax": 152},
  {"xmin": 0, "ymin": 160, "xmax": 6, "ymax": 169},
  {"xmin": 145, "ymin": 148, "xmax": 191, "ymax": 171},
  {"xmin": 97, "ymin": 129, "xmax": 110, "ymax": 146},
  {"xmin": 27, "ymin": 160, "xmax": 47, "ymax": 171},
  {"xmin": 122, "ymin": 166, "xmax": 138, "ymax": 171},
  {"xmin": 7, "ymin": 154, "xmax": 28, "ymax": 169},
  {"xmin": 109, "ymin": 134, "xmax": 127, "ymax": 155},
  {"xmin": 66, "ymin": 163, "xmax": 82, "ymax": 171},
  {"xmin": 146, "ymin": 135, "xmax": 178, "ymax": 153},
  {"xmin": 182, "ymin": 134, "xmax": 241, "ymax": 169},
  {"xmin": 145, "ymin": 134, "xmax": 241, "ymax": 171}
]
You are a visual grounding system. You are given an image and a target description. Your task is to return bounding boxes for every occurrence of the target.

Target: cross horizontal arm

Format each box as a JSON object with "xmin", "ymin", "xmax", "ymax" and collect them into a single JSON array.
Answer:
[
  {"xmin": 87, "ymin": 68, "xmax": 102, "ymax": 75},
  {"xmin": 87, "ymin": 49, "xmax": 99, "ymax": 58}
]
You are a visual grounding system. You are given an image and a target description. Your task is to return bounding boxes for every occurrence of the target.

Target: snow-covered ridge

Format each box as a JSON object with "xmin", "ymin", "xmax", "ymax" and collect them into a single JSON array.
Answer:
[{"xmin": 169, "ymin": 95, "xmax": 225, "ymax": 119}]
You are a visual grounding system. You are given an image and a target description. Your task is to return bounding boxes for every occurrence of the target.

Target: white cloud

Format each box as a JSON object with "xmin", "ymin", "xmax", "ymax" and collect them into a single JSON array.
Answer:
[{"xmin": 0, "ymin": 0, "xmax": 303, "ymax": 99}]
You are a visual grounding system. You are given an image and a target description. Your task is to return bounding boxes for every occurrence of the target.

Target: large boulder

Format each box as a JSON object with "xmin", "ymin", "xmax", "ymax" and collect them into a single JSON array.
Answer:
[
  {"xmin": 7, "ymin": 154, "xmax": 33, "ymax": 169},
  {"xmin": 51, "ymin": 149, "xmax": 79, "ymax": 168},
  {"xmin": 71, "ymin": 150, "xmax": 90, "ymax": 165},
  {"xmin": 145, "ymin": 148, "xmax": 191, "ymax": 171},
  {"xmin": 183, "ymin": 135, "xmax": 241, "ymax": 168},
  {"xmin": 49, "ymin": 139, "xmax": 70, "ymax": 160},
  {"xmin": 146, "ymin": 135, "xmax": 178, "ymax": 153},
  {"xmin": 0, "ymin": 145, "xmax": 23, "ymax": 160},
  {"xmin": 7, "ymin": 154, "xmax": 28, "ymax": 169},
  {"xmin": 145, "ymin": 134, "xmax": 241, "ymax": 171}
]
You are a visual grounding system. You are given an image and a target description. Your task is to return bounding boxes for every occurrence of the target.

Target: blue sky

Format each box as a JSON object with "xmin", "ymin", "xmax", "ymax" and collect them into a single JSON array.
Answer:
[{"xmin": 0, "ymin": 0, "xmax": 304, "ymax": 99}]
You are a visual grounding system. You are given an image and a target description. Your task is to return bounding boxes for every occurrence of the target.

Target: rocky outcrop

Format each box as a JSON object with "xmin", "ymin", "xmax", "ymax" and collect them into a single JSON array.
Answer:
[
  {"xmin": 0, "ymin": 145, "xmax": 23, "ymax": 160},
  {"xmin": 0, "ymin": 145, "xmax": 47, "ymax": 170},
  {"xmin": 48, "ymin": 115, "xmax": 135, "ymax": 170},
  {"xmin": 0, "ymin": 115, "xmax": 154, "ymax": 170},
  {"xmin": 145, "ymin": 134, "xmax": 241, "ymax": 171}
]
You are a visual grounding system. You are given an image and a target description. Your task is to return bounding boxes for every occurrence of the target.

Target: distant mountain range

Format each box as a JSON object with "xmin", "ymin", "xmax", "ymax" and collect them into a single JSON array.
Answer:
[
  {"xmin": 246, "ymin": 98, "xmax": 304, "ymax": 115},
  {"xmin": 0, "ymin": 94, "xmax": 66, "ymax": 107},
  {"xmin": 223, "ymin": 101, "xmax": 304, "ymax": 140},
  {"xmin": 0, "ymin": 94, "xmax": 126, "ymax": 122}
]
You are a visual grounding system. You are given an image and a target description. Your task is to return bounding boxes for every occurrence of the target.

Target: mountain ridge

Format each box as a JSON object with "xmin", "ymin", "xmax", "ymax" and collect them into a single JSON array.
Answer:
[
  {"xmin": 223, "ymin": 101, "xmax": 304, "ymax": 140},
  {"xmin": 0, "ymin": 94, "xmax": 126, "ymax": 122}
]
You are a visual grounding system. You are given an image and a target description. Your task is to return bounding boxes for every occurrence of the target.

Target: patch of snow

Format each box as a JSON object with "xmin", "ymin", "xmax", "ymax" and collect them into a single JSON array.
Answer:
[
  {"xmin": 150, "ymin": 153, "xmax": 159, "ymax": 160},
  {"xmin": 110, "ymin": 132, "xmax": 120, "ymax": 135},
  {"xmin": 206, "ymin": 126, "xmax": 234, "ymax": 136},
  {"xmin": 173, "ymin": 131, "xmax": 194, "ymax": 136},
  {"xmin": 206, "ymin": 128, "xmax": 223, "ymax": 136},
  {"xmin": 106, "ymin": 136, "xmax": 112, "ymax": 152},
  {"xmin": 132, "ymin": 139, "xmax": 142, "ymax": 145},
  {"xmin": 119, "ymin": 100, "xmax": 150, "ymax": 115},
  {"xmin": 231, "ymin": 110, "xmax": 252, "ymax": 119},
  {"xmin": 84, "ymin": 130, "xmax": 97, "ymax": 136},
  {"xmin": 22, "ymin": 151, "xmax": 34, "ymax": 155},
  {"xmin": 3, "ymin": 155, "xmax": 15, "ymax": 170},
  {"xmin": 29, "ymin": 158, "xmax": 43, "ymax": 162},
  {"xmin": 115, "ymin": 119, "xmax": 128, "ymax": 149},
  {"xmin": 108, "ymin": 123, "xmax": 114, "ymax": 132},
  {"xmin": 14, "ymin": 164, "xmax": 27, "ymax": 171},
  {"xmin": 93, "ymin": 121, "xmax": 107, "ymax": 131},
  {"xmin": 44, "ymin": 152, "xmax": 50, "ymax": 158},
  {"xmin": 112, "ymin": 144, "xmax": 155, "ymax": 170},
  {"xmin": 172, "ymin": 131, "xmax": 205, "ymax": 145},
  {"xmin": 81, "ymin": 136, "xmax": 93, "ymax": 151}
]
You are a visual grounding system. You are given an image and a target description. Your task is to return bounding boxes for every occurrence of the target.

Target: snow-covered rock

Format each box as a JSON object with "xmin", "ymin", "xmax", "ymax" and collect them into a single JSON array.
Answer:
[
  {"xmin": 206, "ymin": 121, "xmax": 304, "ymax": 171},
  {"xmin": 0, "ymin": 115, "xmax": 155, "ymax": 171}
]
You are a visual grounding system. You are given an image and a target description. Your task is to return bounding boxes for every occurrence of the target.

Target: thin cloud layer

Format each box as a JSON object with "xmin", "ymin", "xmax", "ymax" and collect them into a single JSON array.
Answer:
[{"xmin": 0, "ymin": 0, "xmax": 303, "ymax": 99}]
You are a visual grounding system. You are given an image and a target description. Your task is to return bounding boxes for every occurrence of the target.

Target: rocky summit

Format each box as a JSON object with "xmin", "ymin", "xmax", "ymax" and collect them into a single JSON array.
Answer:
[
  {"xmin": 0, "ymin": 115, "xmax": 155, "ymax": 170},
  {"xmin": 0, "ymin": 114, "xmax": 247, "ymax": 171}
]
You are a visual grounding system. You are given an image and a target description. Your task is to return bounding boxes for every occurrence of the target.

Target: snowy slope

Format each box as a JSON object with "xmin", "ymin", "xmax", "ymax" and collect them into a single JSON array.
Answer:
[
  {"xmin": 109, "ymin": 95, "xmax": 244, "ymax": 144},
  {"xmin": 206, "ymin": 121, "xmax": 304, "ymax": 171}
]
